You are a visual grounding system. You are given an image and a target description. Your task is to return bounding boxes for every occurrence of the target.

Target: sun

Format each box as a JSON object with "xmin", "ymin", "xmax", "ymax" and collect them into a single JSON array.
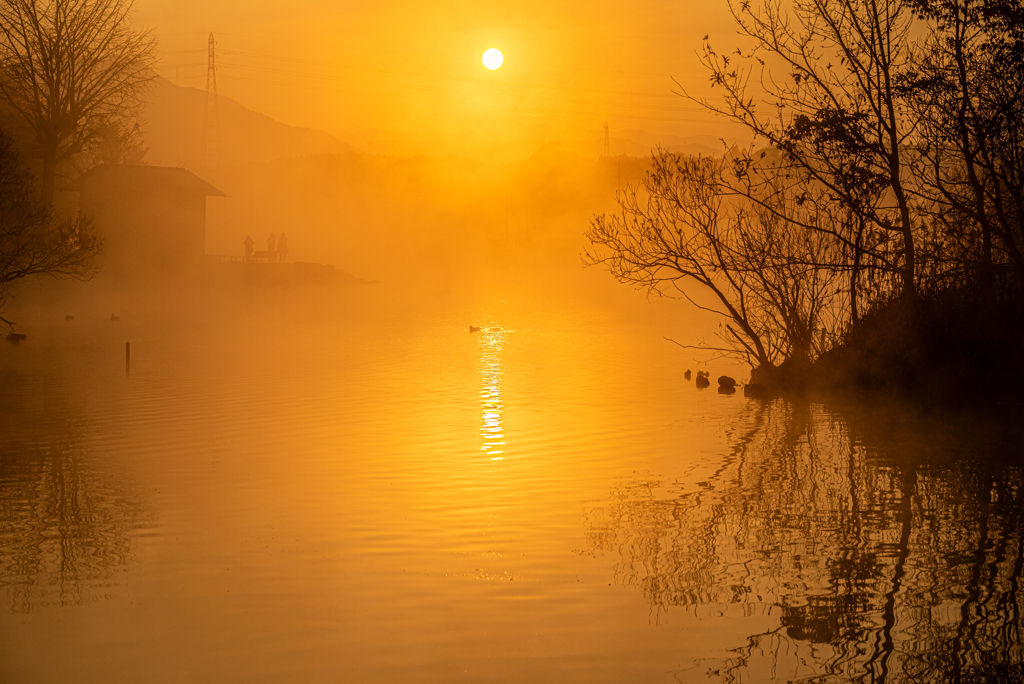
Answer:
[{"xmin": 482, "ymin": 48, "xmax": 503, "ymax": 70}]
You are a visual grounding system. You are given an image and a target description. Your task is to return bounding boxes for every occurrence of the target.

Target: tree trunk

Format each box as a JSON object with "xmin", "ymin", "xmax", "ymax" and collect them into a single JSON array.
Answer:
[
  {"xmin": 901, "ymin": 205, "xmax": 917, "ymax": 298},
  {"xmin": 952, "ymin": 9, "xmax": 995, "ymax": 293},
  {"xmin": 880, "ymin": 36, "xmax": 917, "ymax": 302},
  {"xmin": 40, "ymin": 142, "xmax": 57, "ymax": 205},
  {"xmin": 851, "ymin": 218, "xmax": 864, "ymax": 325},
  {"xmin": 899, "ymin": 215, "xmax": 916, "ymax": 301}
]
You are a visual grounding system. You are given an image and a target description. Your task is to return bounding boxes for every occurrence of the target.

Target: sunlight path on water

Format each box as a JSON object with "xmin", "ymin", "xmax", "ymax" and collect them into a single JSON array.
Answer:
[{"xmin": 479, "ymin": 324, "xmax": 510, "ymax": 460}]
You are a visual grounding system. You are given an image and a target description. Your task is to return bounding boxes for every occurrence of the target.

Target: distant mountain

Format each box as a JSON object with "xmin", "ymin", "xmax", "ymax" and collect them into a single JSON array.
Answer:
[
  {"xmin": 141, "ymin": 76, "xmax": 352, "ymax": 170},
  {"xmin": 140, "ymin": 79, "xmax": 732, "ymax": 170}
]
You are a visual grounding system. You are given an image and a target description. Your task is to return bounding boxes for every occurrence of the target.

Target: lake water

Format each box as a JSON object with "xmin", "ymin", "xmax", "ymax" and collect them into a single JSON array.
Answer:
[{"xmin": 1, "ymin": 268, "xmax": 1022, "ymax": 683}]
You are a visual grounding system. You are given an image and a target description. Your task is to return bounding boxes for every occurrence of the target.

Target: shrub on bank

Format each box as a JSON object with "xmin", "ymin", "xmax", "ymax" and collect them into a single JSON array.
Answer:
[{"xmin": 813, "ymin": 290, "xmax": 1024, "ymax": 403}]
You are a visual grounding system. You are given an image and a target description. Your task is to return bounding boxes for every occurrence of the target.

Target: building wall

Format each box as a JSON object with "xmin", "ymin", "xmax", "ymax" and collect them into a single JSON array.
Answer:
[{"xmin": 76, "ymin": 181, "xmax": 207, "ymax": 279}]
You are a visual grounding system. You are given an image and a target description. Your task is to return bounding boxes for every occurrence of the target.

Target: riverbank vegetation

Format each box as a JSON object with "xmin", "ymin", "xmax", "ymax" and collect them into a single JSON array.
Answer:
[{"xmin": 585, "ymin": 0, "xmax": 1024, "ymax": 400}]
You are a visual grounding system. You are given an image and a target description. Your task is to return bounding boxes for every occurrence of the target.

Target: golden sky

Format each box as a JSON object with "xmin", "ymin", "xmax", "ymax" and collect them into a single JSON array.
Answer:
[{"xmin": 136, "ymin": 0, "xmax": 742, "ymax": 156}]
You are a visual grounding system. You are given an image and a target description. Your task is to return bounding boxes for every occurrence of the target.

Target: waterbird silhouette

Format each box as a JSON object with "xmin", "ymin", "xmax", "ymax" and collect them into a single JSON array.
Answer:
[
  {"xmin": 65, "ymin": 315, "xmax": 74, "ymax": 320},
  {"xmin": 111, "ymin": 314, "xmax": 120, "ymax": 322},
  {"xmin": 6, "ymin": 332, "xmax": 26, "ymax": 343},
  {"xmin": 470, "ymin": 326, "xmax": 481, "ymax": 333}
]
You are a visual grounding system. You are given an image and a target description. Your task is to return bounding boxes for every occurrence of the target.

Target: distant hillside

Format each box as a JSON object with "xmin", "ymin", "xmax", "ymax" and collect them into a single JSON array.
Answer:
[{"xmin": 141, "ymin": 76, "xmax": 352, "ymax": 170}]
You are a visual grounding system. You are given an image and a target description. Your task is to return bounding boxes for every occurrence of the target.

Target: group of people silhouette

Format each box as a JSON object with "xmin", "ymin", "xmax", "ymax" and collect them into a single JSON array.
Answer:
[{"xmin": 243, "ymin": 233, "xmax": 289, "ymax": 263}]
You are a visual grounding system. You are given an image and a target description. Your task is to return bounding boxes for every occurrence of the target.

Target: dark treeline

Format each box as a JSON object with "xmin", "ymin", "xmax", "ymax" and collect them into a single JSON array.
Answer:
[
  {"xmin": 586, "ymin": 0, "xmax": 1024, "ymax": 398},
  {"xmin": 583, "ymin": 399, "xmax": 1024, "ymax": 682}
]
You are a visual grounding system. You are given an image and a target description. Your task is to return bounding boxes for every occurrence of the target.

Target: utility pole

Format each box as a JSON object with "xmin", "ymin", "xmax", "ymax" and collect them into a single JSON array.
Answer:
[
  {"xmin": 201, "ymin": 32, "xmax": 224, "ymax": 173},
  {"xmin": 603, "ymin": 122, "xmax": 610, "ymax": 158}
]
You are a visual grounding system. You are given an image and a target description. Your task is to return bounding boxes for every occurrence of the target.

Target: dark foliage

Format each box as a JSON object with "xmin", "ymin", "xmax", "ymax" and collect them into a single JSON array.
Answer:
[
  {"xmin": 0, "ymin": 131, "xmax": 99, "ymax": 331},
  {"xmin": 816, "ymin": 289, "xmax": 1024, "ymax": 402}
]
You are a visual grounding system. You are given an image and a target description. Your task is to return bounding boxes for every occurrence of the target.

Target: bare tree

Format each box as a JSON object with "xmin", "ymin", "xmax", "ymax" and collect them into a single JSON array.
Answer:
[
  {"xmin": 686, "ymin": 0, "xmax": 922, "ymax": 300},
  {"xmin": 584, "ymin": 151, "xmax": 847, "ymax": 374},
  {"xmin": 725, "ymin": 146, "xmax": 895, "ymax": 325},
  {"xmin": 0, "ymin": 130, "xmax": 98, "ymax": 330},
  {"xmin": 0, "ymin": 0, "xmax": 156, "ymax": 204}
]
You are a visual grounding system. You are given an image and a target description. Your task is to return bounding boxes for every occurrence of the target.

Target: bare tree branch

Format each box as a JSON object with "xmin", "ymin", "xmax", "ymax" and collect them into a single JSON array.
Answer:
[{"xmin": 0, "ymin": 0, "xmax": 156, "ymax": 202}]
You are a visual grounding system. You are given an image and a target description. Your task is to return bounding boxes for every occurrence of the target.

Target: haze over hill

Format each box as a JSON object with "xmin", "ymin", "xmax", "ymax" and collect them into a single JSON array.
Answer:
[
  {"xmin": 142, "ymin": 76, "xmax": 353, "ymax": 170},
  {"xmin": 142, "ymin": 75, "xmax": 731, "ymax": 168},
  {"xmin": 134, "ymin": 76, "xmax": 735, "ymax": 281},
  {"xmin": 132, "ymin": 76, "xmax": 737, "ymax": 280}
]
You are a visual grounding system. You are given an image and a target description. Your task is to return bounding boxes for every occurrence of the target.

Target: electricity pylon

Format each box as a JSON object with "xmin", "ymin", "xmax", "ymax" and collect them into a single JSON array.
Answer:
[{"xmin": 200, "ymin": 32, "xmax": 224, "ymax": 173}]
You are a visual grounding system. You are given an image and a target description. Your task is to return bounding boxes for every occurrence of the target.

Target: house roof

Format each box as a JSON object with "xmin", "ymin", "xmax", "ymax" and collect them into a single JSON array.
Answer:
[{"xmin": 63, "ymin": 164, "xmax": 227, "ymax": 197}]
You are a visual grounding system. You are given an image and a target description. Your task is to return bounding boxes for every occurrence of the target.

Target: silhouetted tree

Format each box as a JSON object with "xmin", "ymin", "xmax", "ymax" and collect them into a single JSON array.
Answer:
[
  {"xmin": 687, "ymin": 0, "xmax": 922, "ymax": 300},
  {"xmin": 0, "ymin": 0, "xmax": 156, "ymax": 203},
  {"xmin": 0, "ymin": 131, "xmax": 98, "ymax": 330},
  {"xmin": 585, "ymin": 150, "xmax": 848, "ymax": 372},
  {"xmin": 906, "ymin": 0, "xmax": 1024, "ymax": 290}
]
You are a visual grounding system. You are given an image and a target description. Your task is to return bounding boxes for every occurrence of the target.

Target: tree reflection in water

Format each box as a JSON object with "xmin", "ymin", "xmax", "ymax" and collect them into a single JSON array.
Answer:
[
  {"xmin": 0, "ymin": 408, "xmax": 145, "ymax": 612},
  {"xmin": 584, "ymin": 399, "xmax": 1024, "ymax": 683}
]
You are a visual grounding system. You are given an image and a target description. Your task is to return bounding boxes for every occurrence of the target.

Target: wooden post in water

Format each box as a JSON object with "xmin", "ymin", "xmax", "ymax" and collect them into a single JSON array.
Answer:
[{"xmin": 126, "ymin": 341, "xmax": 130, "ymax": 376}]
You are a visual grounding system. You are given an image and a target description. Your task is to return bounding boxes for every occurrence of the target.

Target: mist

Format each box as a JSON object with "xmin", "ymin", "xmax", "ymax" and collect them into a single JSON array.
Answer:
[{"xmin": 2, "ymin": 0, "xmax": 1023, "ymax": 682}]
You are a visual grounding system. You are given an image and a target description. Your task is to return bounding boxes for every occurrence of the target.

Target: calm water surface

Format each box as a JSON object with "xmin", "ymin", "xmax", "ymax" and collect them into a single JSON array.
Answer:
[{"xmin": 1, "ymin": 270, "xmax": 1021, "ymax": 683}]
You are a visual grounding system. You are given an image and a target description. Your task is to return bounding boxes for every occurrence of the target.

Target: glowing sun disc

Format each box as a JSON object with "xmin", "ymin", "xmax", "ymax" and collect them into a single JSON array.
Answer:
[{"xmin": 482, "ymin": 48, "xmax": 503, "ymax": 70}]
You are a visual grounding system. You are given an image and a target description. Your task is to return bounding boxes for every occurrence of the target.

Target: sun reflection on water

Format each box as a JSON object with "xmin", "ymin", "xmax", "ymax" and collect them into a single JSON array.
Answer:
[{"xmin": 478, "ymin": 325, "xmax": 511, "ymax": 460}]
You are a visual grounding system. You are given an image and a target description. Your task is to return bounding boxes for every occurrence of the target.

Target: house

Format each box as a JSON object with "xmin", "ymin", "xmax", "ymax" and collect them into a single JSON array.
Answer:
[{"xmin": 63, "ymin": 165, "xmax": 226, "ymax": 278}]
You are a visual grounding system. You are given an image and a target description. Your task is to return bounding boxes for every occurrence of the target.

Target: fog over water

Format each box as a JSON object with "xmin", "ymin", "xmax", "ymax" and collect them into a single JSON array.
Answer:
[
  {"xmin": 1, "ymin": 262, "xmax": 1021, "ymax": 683},
  {"xmin": 0, "ymin": 0, "xmax": 1021, "ymax": 674}
]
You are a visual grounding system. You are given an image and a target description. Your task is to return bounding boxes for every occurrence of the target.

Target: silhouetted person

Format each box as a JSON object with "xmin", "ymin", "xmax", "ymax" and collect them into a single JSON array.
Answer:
[
  {"xmin": 244, "ymin": 235, "xmax": 254, "ymax": 262},
  {"xmin": 267, "ymin": 233, "xmax": 276, "ymax": 262},
  {"xmin": 277, "ymin": 233, "xmax": 288, "ymax": 263}
]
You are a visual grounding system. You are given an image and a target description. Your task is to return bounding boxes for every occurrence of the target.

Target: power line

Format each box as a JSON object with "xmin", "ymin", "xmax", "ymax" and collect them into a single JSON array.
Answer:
[
  {"xmin": 210, "ymin": 60, "xmax": 706, "ymax": 113},
  {"xmin": 160, "ymin": 32, "xmax": 726, "ymax": 133},
  {"xmin": 214, "ymin": 31, "xmax": 675, "ymax": 78},
  {"xmin": 210, "ymin": 48, "xmax": 684, "ymax": 99},
  {"xmin": 166, "ymin": 48, "xmax": 687, "ymax": 101},
  {"xmin": 205, "ymin": 73, "xmax": 720, "ymax": 124}
]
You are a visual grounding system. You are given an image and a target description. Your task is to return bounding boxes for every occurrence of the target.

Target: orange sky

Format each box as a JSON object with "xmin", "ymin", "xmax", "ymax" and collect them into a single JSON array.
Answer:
[{"xmin": 135, "ymin": 0, "xmax": 745, "ymax": 156}]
